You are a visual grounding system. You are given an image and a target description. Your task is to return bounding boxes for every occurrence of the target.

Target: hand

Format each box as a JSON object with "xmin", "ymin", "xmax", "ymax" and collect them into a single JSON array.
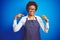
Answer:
[
  {"xmin": 14, "ymin": 13, "xmax": 24, "ymax": 20},
  {"xmin": 41, "ymin": 15, "xmax": 48, "ymax": 22}
]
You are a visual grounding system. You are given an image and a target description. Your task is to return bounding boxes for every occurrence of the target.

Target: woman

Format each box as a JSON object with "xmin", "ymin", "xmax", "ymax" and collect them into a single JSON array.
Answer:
[{"xmin": 13, "ymin": 1, "xmax": 49, "ymax": 40}]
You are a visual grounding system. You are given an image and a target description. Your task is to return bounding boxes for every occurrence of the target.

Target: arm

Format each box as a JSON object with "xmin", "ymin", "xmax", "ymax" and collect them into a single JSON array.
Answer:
[
  {"xmin": 13, "ymin": 14, "xmax": 25, "ymax": 32},
  {"xmin": 13, "ymin": 17, "xmax": 26, "ymax": 32},
  {"xmin": 37, "ymin": 16, "xmax": 49, "ymax": 33}
]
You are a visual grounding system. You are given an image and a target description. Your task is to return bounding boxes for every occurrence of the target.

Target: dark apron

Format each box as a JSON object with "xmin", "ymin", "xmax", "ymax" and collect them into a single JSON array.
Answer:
[{"xmin": 23, "ymin": 17, "xmax": 41, "ymax": 40}]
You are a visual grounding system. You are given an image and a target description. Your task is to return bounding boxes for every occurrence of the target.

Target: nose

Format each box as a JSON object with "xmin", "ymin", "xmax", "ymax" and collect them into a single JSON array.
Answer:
[{"xmin": 29, "ymin": 9, "xmax": 35, "ymax": 12}]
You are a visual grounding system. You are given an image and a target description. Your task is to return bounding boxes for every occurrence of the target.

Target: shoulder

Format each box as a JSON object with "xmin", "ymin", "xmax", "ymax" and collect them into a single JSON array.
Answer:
[
  {"xmin": 35, "ymin": 15, "xmax": 43, "ymax": 22},
  {"xmin": 35, "ymin": 15, "xmax": 42, "ymax": 20},
  {"xmin": 21, "ymin": 16, "xmax": 28, "ymax": 20}
]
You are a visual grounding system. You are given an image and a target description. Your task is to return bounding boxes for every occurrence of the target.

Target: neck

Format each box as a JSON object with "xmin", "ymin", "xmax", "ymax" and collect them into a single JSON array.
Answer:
[{"xmin": 28, "ymin": 15, "xmax": 34, "ymax": 18}]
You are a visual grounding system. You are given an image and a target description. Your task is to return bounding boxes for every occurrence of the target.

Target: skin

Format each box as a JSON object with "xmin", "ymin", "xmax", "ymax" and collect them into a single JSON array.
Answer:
[
  {"xmin": 14, "ymin": 13, "xmax": 24, "ymax": 20},
  {"xmin": 27, "ymin": 5, "xmax": 36, "ymax": 20},
  {"xmin": 14, "ymin": 5, "xmax": 48, "ymax": 22}
]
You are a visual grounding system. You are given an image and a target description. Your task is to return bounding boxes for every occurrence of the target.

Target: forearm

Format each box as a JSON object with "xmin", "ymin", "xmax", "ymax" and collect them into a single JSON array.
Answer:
[
  {"xmin": 37, "ymin": 16, "xmax": 49, "ymax": 33},
  {"xmin": 13, "ymin": 19, "xmax": 22, "ymax": 32},
  {"xmin": 44, "ymin": 22, "xmax": 49, "ymax": 33}
]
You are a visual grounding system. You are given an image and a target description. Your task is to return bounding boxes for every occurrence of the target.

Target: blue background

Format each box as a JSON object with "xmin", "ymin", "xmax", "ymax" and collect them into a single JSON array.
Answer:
[{"xmin": 0, "ymin": 0, "xmax": 60, "ymax": 40}]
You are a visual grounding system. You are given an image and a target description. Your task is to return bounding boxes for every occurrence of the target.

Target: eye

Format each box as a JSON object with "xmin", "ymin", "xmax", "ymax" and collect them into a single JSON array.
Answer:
[
  {"xmin": 31, "ymin": 9, "xmax": 35, "ymax": 10},
  {"xmin": 29, "ymin": 8, "xmax": 35, "ymax": 10}
]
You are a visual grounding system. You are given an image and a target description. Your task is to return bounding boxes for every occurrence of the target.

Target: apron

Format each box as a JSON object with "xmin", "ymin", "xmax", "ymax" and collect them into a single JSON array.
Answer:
[{"xmin": 23, "ymin": 17, "xmax": 41, "ymax": 40}]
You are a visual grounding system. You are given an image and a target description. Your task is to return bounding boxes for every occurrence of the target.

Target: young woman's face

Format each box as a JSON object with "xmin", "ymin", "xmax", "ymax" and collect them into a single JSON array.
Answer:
[{"xmin": 28, "ymin": 5, "xmax": 36, "ymax": 16}]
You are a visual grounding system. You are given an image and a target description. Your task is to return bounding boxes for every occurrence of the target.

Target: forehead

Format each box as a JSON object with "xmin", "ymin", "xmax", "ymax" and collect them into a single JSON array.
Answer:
[{"xmin": 29, "ymin": 5, "xmax": 36, "ymax": 8}]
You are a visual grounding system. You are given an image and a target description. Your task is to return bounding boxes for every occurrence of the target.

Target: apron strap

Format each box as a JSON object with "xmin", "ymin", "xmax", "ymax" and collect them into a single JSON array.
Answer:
[
  {"xmin": 35, "ymin": 17, "xmax": 38, "ymax": 21},
  {"xmin": 26, "ymin": 17, "xmax": 37, "ymax": 20}
]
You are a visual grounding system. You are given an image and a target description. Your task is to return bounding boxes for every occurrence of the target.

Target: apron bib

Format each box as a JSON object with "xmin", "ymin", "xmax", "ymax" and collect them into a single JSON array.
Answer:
[{"xmin": 23, "ymin": 17, "xmax": 41, "ymax": 40}]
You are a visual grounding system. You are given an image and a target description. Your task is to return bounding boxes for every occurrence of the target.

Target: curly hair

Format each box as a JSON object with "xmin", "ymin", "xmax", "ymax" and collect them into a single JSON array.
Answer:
[{"xmin": 26, "ymin": 1, "xmax": 38, "ymax": 12}]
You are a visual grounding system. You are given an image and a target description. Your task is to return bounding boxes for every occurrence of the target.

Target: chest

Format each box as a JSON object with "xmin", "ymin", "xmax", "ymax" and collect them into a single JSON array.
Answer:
[{"xmin": 24, "ymin": 20, "xmax": 40, "ymax": 30}]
